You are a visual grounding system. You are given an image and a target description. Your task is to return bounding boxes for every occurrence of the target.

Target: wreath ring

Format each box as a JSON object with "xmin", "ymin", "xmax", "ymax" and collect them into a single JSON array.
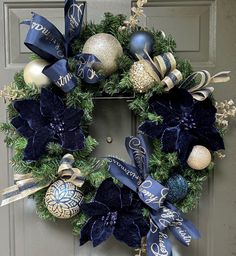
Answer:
[{"xmin": 0, "ymin": 1, "xmax": 235, "ymax": 255}]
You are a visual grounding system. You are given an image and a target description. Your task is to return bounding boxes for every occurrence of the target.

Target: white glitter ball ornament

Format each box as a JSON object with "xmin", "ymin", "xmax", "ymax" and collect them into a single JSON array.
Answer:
[
  {"xmin": 82, "ymin": 33, "xmax": 123, "ymax": 76},
  {"xmin": 187, "ymin": 145, "xmax": 212, "ymax": 170},
  {"xmin": 23, "ymin": 59, "xmax": 51, "ymax": 89}
]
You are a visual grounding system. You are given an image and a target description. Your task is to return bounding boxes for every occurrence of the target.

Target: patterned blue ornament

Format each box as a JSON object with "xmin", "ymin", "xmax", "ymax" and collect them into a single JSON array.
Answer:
[
  {"xmin": 165, "ymin": 174, "xmax": 188, "ymax": 203},
  {"xmin": 45, "ymin": 179, "xmax": 83, "ymax": 219},
  {"xmin": 129, "ymin": 31, "xmax": 154, "ymax": 58}
]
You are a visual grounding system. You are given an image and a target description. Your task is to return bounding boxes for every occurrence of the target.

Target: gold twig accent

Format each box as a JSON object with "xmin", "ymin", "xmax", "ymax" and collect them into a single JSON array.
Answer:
[
  {"xmin": 120, "ymin": 0, "xmax": 148, "ymax": 31},
  {"xmin": 134, "ymin": 237, "xmax": 147, "ymax": 256},
  {"xmin": 0, "ymin": 83, "xmax": 39, "ymax": 102},
  {"xmin": 215, "ymin": 100, "xmax": 236, "ymax": 128}
]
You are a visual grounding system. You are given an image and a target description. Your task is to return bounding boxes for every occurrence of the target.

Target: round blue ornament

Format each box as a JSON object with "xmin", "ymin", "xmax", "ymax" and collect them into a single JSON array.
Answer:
[
  {"xmin": 129, "ymin": 31, "xmax": 154, "ymax": 58},
  {"xmin": 165, "ymin": 174, "xmax": 188, "ymax": 203}
]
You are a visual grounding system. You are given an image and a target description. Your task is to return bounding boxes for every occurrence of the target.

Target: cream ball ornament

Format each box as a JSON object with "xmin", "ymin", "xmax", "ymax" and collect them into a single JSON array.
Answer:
[
  {"xmin": 45, "ymin": 179, "xmax": 83, "ymax": 219},
  {"xmin": 23, "ymin": 59, "xmax": 51, "ymax": 89},
  {"xmin": 187, "ymin": 145, "xmax": 212, "ymax": 170},
  {"xmin": 130, "ymin": 60, "xmax": 156, "ymax": 93},
  {"xmin": 82, "ymin": 33, "xmax": 123, "ymax": 76}
]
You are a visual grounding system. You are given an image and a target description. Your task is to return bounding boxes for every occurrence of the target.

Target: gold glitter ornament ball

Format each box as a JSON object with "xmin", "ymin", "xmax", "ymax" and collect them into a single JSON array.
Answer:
[
  {"xmin": 187, "ymin": 145, "xmax": 212, "ymax": 170},
  {"xmin": 130, "ymin": 60, "xmax": 155, "ymax": 93},
  {"xmin": 45, "ymin": 180, "xmax": 83, "ymax": 219},
  {"xmin": 82, "ymin": 33, "xmax": 123, "ymax": 76},
  {"xmin": 23, "ymin": 59, "xmax": 51, "ymax": 89}
]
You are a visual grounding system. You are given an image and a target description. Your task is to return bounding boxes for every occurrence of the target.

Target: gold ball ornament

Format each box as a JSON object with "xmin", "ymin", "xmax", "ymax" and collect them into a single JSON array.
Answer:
[
  {"xmin": 23, "ymin": 59, "xmax": 51, "ymax": 89},
  {"xmin": 187, "ymin": 145, "xmax": 212, "ymax": 170},
  {"xmin": 45, "ymin": 180, "xmax": 83, "ymax": 219},
  {"xmin": 130, "ymin": 60, "xmax": 156, "ymax": 93},
  {"xmin": 82, "ymin": 33, "xmax": 123, "ymax": 76}
]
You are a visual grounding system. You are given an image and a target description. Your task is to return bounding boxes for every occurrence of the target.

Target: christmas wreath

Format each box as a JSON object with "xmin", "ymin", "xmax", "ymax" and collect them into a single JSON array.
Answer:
[{"xmin": 0, "ymin": 1, "xmax": 236, "ymax": 255}]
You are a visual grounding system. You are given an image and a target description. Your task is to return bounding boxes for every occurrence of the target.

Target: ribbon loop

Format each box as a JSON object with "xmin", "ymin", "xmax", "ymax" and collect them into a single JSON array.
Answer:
[
  {"xmin": 125, "ymin": 135, "xmax": 149, "ymax": 178},
  {"xmin": 21, "ymin": 13, "xmax": 66, "ymax": 61},
  {"xmin": 65, "ymin": 1, "xmax": 85, "ymax": 55},
  {"xmin": 180, "ymin": 70, "xmax": 231, "ymax": 101}
]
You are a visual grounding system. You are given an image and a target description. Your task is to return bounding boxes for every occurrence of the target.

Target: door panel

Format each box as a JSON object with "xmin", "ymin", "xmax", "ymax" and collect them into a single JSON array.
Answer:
[{"xmin": 0, "ymin": 0, "xmax": 236, "ymax": 256}]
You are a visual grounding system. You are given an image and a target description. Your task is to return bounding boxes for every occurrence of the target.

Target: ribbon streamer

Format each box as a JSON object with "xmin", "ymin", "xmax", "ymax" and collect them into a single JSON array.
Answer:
[
  {"xmin": 21, "ymin": 1, "xmax": 102, "ymax": 91},
  {"xmin": 180, "ymin": 70, "xmax": 231, "ymax": 101},
  {"xmin": 137, "ymin": 50, "xmax": 183, "ymax": 91},
  {"xmin": 0, "ymin": 154, "xmax": 84, "ymax": 207},
  {"xmin": 107, "ymin": 135, "xmax": 200, "ymax": 256}
]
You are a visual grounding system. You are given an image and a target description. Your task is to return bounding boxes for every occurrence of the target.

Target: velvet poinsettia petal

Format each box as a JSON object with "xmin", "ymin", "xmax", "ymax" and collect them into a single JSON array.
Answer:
[
  {"xmin": 80, "ymin": 216, "xmax": 97, "ymax": 246},
  {"xmin": 81, "ymin": 201, "xmax": 110, "ymax": 217},
  {"xmin": 177, "ymin": 130, "xmax": 197, "ymax": 165},
  {"xmin": 169, "ymin": 87, "xmax": 193, "ymax": 112},
  {"xmin": 193, "ymin": 98, "xmax": 217, "ymax": 127},
  {"xmin": 113, "ymin": 218, "xmax": 142, "ymax": 248},
  {"xmin": 134, "ymin": 217, "xmax": 150, "ymax": 237},
  {"xmin": 139, "ymin": 121, "xmax": 165, "ymax": 139},
  {"xmin": 13, "ymin": 100, "xmax": 47, "ymax": 130},
  {"xmin": 121, "ymin": 186, "xmax": 133, "ymax": 208},
  {"xmin": 61, "ymin": 107, "xmax": 84, "ymax": 131},
  {"xmin": 91, "ymin": 218, "xmax": 114, "ymax": 247},
  {"xmin": 23, "ymin": 126, "xmax": 54, "ymax": 161},
  {"xmin": 11, "ymin": 116, "xmax": 34, "ymax": 139},
  {"xmin": 161, "ymin": 127, "xmax": 180, "ymax": 152},
  {"xmin": 94, "ymin": 178, "xmax": 122, "ymax": 210},
  {"xmin": 40, "ymin": 89, "xmax": 65, "ymax": 118},
  {"xmin": 149, "ymin": 93, "xmax": 174, "ymax": 118},
  {"xmin": 194, "ymin": 127, "xmax": 225, "ymax": 151},
  {"xmin": 58, "ymin": 128, "xmax": 85, "ymax": 151}
]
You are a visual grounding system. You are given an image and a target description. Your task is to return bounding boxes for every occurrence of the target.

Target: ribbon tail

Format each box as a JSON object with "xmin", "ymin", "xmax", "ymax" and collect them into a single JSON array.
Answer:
[
  {"xmin": 43, "ymin": 59, "xmax": 77, "ymax": 92},
  {"xmin": 0, "ymin": 174, "xmax": 49, "ymax": 207},
  {"xmin": 211, "ymin": 71, "xmax": 231, "ymax": 83},
  {"xmin": 180, "ymin": 218, "xmax": 201, "ymax": 240},
  {"xmin": 20, "ymin": 19, "xmax": 31, "ymax": 25},
  {"xmin": 147, "ymin": 218, "xmax": 172, "ymax": 256}
]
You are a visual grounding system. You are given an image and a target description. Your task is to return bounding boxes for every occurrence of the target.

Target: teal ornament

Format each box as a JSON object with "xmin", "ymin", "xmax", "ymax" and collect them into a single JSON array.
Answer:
[
  {"xmin": 129, "ymin": 31, "xmax": 154, "ymax": 58},
  {"xmin": 165, "ymin": 174, "xmax": 188, "ymax": 203}
]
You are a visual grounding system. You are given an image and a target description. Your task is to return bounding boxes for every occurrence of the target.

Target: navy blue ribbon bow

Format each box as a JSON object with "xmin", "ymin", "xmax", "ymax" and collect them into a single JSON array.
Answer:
[
  {"xmin": 21, "ymin": 0, "xmax": 101, "ymax": 92},
  {"xmin": 108, "ymin": 135, "xmax": 200, "ymax": 256}
]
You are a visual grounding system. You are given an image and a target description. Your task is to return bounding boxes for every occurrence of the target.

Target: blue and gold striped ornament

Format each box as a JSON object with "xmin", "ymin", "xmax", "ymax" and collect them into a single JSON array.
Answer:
[{"xmin": 165, "ymin": 174, "xmax": 188, "ymax": 203}]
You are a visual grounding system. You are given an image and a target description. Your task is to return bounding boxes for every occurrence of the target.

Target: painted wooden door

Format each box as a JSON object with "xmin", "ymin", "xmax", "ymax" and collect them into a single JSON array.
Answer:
[{"xmin": 0, "ymin": 0, "xmax": 236, "ymax": 255}]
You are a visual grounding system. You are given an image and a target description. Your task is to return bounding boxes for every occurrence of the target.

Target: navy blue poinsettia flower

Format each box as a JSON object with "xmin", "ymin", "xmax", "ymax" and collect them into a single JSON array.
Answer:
[
  {"xmin": 11, "ymin": 88, "xmax": 85, "ymax": 161},
  {"xmin": 80, "ymin": 178, "xmax": 149, "ymax": 248},
  {"xmin": 139, "ymin": 87, "xmax": 224, "ymax": 165}
]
